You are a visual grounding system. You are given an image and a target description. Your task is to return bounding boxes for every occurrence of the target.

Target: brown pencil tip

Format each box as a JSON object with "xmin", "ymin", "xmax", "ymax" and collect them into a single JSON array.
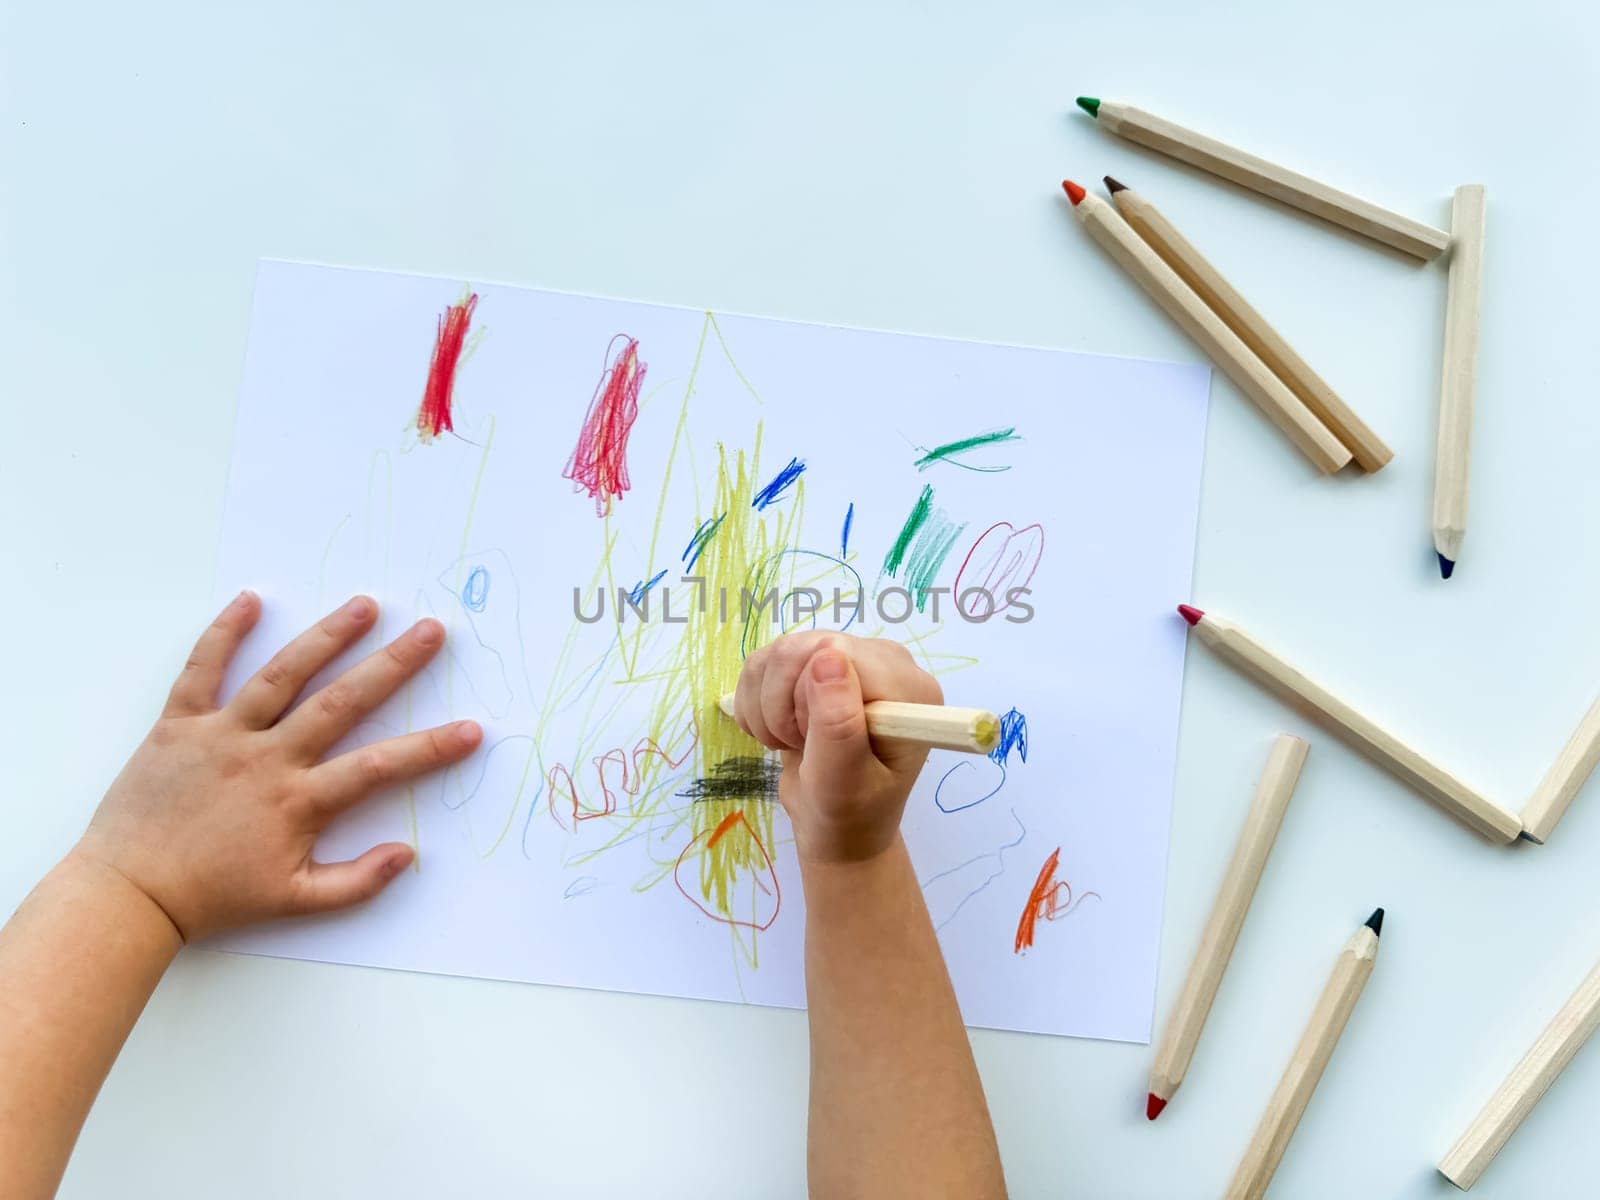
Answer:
[
  {"xmin": 1062, "ymin": 180, "xmax": 1086, "ymax": 206},
  {"xmin": 1146, "ymin": 1092, "xmax": 1168, "ymax": 1121},
  {"xmin": 1177, "ymin": 604, "xmax": 1204, "ymax": 627},
  {"xmin": 1104, "ymin": 175, "xmax": 1128, "ymax": 194}
]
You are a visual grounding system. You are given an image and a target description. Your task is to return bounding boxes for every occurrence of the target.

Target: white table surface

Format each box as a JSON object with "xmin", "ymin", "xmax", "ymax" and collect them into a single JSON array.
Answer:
[{"xmin": 5, "ymin": 1, "xmax": 1599, "ymax": 1195}]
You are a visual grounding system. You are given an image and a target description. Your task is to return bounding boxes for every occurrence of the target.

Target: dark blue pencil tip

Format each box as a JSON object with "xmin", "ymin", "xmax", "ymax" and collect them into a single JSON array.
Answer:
[
  {"xmin": 1437, "ymin": 553, "xmax": 1455, "ymax": 580},
  {"xmin": 1364, "ymin": 908, "xmax": 1385, "ymax": 937}
]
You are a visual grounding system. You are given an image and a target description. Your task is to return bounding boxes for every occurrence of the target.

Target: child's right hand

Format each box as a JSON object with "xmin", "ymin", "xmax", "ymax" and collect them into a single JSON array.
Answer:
[{"xmin": 731, "ymin": 632, "xmax": 942, "ymax": 865}]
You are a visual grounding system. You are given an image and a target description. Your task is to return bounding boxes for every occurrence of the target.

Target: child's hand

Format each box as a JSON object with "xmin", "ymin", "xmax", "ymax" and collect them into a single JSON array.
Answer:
[
  {"xmin": 731, "ymin": 632, "xmax": 941, "ymax": 864},
  {"xmin": 72, "ymin": 592, "xmax": 482, "ymax": 942}
]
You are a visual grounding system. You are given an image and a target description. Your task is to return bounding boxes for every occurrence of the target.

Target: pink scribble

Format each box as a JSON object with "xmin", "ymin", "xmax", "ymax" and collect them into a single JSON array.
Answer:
[{"xmin": 564, "ymin": 335, "xmax": 647, "ymax": 516}]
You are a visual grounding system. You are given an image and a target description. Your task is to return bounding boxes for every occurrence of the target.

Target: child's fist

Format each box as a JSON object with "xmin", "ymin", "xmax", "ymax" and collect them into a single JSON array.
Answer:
[{"xmin": 731, "ymin": 633, "xmax": 941, "ymax": 864}]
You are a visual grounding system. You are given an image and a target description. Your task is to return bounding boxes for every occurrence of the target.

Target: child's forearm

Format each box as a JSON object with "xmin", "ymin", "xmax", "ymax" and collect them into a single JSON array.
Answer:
[
  {"xmin": 800, "ymin": 837, "xmax": 1006, "ymax": 1199},
  {"xmin": 0, "ymin": 851, "xmax": 181, "ymax": 1200}
]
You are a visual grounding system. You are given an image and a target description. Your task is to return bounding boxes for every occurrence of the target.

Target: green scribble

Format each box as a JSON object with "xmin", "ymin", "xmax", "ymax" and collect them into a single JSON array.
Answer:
[
  {"xmin": 913, "ymin": 427, "xmax": 1021, "ymax": 472},
  {"xmin": 883, "ymin": 485, "xmax": 933, "ymax": 575},
  {"xmin": 905, "ymin": 514, "xmax": 966, "ymax": 611}
]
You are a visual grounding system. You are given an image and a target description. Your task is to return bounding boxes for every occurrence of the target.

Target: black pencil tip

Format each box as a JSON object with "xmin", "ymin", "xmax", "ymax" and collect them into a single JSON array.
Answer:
[
  {"xmin": 1364, "ymin": 908, "xmax": 1385, "ymax": 937},
  {"xmin": 1104, "ymin": 175, "xmax": 1128, "ymax": 194},
  {"xmin": 1437, "ymin": 552, "xmax": 1455, "ymax": 580}
]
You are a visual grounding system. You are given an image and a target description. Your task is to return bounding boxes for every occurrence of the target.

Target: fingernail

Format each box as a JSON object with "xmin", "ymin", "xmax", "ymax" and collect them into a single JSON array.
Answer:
[
  {"xmin": 344, "ymin": 596, "xmax": 374, "ymax": 619},
  {"xmin": 233, "ymin": 589, "xmax": 256, "ymax": 608},
  {"xmin": 455, "ymin": 720, "xmax": 482, "ymax": 747},
  {"xmin": 812, "ymin": 651, "xmax": 847, "ymax": 682},
  {"xmin": 415, "ymin": 619, "xmax": 444, "ymax": 647},
  {"xmin": 383, "ymin": 852, "xmax": 411, "ymax": 879}
]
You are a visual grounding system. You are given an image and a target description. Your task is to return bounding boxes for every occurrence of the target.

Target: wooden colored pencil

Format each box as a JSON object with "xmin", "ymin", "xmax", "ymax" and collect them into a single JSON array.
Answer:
[
  {"xmin": 1148, "ymin": 734, "xmax": 1309, "ymax": 1121},
  {"xmin": 1226, "ymin": 911, "xmax": 1384, "ymax": 1199},
  {"xmin": 1438, "ymin": 957, "xmax": 1600, "ymax": 1190},
  {"xmin": 1105, "ymin": 176, "xmax": 1393, "ymax": 472},
  {"xmin": 1061, "ymin": 182, "xmax": 1352, "ymax": 474},
  {"xmin": 718, "ymin": 694, "xmax": 999, "ymax": 755},
  {"xmin": 1177, "ymin": 605, "xmax": 1522, "ymax": 842},
  {"xmin": 1520, "ymin": 692, "xmax": 1600, "ymax": 844},
  {"xmin": 1433, "ymin": 185, "xmax": 1487, "ymax": 579},
  {"xmin": 1075, "ymin": 97, "xmax": 1450, "ymax": 261}
]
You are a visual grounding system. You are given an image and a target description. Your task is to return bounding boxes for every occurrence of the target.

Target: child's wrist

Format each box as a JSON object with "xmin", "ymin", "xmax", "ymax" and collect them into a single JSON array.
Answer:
[{"xmin": 59, "ymin": 846, "xmax": 185, "ymax": 950}]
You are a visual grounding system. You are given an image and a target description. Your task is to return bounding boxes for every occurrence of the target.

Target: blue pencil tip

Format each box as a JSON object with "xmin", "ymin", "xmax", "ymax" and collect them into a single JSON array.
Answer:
[{"xmin": 1437, "ymin": 553, "xmax": 1455, "ymax": 580}]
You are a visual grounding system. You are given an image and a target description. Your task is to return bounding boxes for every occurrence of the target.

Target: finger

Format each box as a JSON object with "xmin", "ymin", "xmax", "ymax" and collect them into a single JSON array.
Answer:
[
  {"xmin": 228, "ymin": 595, "xmax": 378, "ymax": 729},
  {"xmin": 307, "ymin": 720, "xmax": 483, "ymax": 814},
  {"xmin": 164, "ymin": 590, "xmax": 262, "ymax": 717},
  {"xmin": 850, "ymin": 638, "xmax": 945, "ymax": 706},
  {"xmin": 289, "ymin": 842, "xmax": 415, "ymax": 914},
  {"xmin": 841, "ymin": 639, "xmax": 943, "ymax": 772},
  {"xmin": 733, "ymin": 644, "xmax": 779, "ymax": 749},
  {"xmin": 797, "ymin": 648, "xmax": 876, "ymax": 793},
  {"xmin": 758, "ymin": 636, "xmax": 814, "ymax": 750},
  {"xmin": 279, "ymin": 619, "xmax": 446, "ymax": 759}
]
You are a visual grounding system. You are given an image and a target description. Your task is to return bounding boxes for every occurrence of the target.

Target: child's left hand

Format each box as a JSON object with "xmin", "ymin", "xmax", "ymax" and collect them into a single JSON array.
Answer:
[{"xmin": 72, "ymin": 591, "xmax": 481, "ymax": 942}]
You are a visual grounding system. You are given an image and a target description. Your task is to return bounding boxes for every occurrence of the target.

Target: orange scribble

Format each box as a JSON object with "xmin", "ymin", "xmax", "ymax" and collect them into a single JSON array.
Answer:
[
  {"xmin": 673, "ymin": 809, "xmax": 781, "ymax": 932},
  {"xmin": 547, "ymin": 732, "xmax": 698, "ymax": 831},
  {"xmin": 1013, "ymin": 846, "xmax": 1098, "ymax": 954}
]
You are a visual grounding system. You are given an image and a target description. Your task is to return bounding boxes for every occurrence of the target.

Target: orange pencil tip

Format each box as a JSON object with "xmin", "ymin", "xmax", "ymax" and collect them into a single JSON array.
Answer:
[
  {"xmin": 1061, "ymin": 180, "xmax": 1086, "ymax": 206},
  {"xmin": 1146, "ymin": 1092, "xmax": 1168, "ymax": 1121}
]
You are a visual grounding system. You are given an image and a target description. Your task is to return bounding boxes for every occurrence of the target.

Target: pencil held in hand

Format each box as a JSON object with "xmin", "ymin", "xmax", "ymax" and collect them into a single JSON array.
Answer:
[{"xmin": 718, "ymin": 695, "xmax": 1000, "ymax": 755}]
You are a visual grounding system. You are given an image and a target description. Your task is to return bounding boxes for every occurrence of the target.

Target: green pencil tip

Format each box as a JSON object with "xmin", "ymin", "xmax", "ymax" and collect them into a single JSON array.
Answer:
[{"xmin": 1076, "ymin": 96, "xmax": 1100, "ymax": 118}]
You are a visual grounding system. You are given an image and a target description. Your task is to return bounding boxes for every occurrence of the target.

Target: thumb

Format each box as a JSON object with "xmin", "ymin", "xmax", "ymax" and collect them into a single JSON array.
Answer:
[
  {"xmin": 292, "ymin": 842, "xmax": 414, "ymax": 914},
  {"xmin": 800, "ymin": 648, "xmax": 874, "ymax": 788}
]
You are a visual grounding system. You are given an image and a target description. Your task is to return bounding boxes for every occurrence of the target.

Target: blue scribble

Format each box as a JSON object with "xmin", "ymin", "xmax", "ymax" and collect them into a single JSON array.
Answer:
[
  {"xmin": 460, "ymin": 565, "xmax": 490, "ymax": 612},
  {"xmin": 935, "ymin": 759, "xmax": 1007, "ymax": 813},
  {"xmin": 681, "ymin": 513, "xmax": 727, "ymax": 570},
  {"xmin": 841, "ymin": 502, "xmax": 855, "ymax": 556},
  {"xmin": 628, "ymin": 569, "xmax": 669, "ymax": 605},
  {"xmin": 564, "ymin": 876, "xmax": 602, "ymax": 900},
  {"xmin": 739, "ymin": 548, "xmax": 864, "ymax": 657},
  {"xmin": 751, "ymin": 457, "xmax": 806, "ymax": 510},
  {"xmin": 988, "ymin": 707, "xmax": 1028, "ymax": 766},
  {"xmin": 921, "ymin": 810, "xmax": 1027, "ymax": 933}
]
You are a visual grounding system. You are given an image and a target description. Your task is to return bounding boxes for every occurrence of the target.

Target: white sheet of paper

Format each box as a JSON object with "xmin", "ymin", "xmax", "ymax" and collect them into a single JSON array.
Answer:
[{"xmin": 212, "ymin": 260, "xmax": 1209, "ymax": 1042}]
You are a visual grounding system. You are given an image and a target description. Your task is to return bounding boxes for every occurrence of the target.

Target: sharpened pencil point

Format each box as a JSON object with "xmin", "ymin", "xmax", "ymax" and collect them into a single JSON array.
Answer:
[
  {"xmin": 1062, "ymin": 180, "xmax": 1086, "ymax": 206},
  {"xmin": 1104, "ymin": 175, "xmax": 1127, "ymax": 194},
  {"xmin": 1177, "ymin": 604, "xmax": 1204, "ymax": 627},
  {"xmin": 1076, "ymin": 96, "xmax": 1101, "ymax": 118},
  {"xmin": 1365, "ymin": 908, "xmax": 1385, "ymax": 937},
  {"xmin": 1146, "ymin": 1092, "xmax": 1168, "ymax": 1121},
  {"xmin": 1437, "ymin": 552, "xmax": 1456, "ymax": 580}
]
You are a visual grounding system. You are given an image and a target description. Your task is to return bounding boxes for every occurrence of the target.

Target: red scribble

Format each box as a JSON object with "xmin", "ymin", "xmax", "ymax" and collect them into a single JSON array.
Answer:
[
  {"xmin": 564, "ymin": 335, "xmax": 647, "ymax": 516},
  {"xmin": 954, "ymin": 521, "xmax": 1044, "ymax": 618},
  {"xmin": 415, "ymin": 292, "xmax": 478, "ymax": 442},
  {"xmin": 672, "ymin": 810, "xmax": 782, "ymax": 932},
  {"xmin": 1013, "ymin": 846, "xmax": 1099, "ymax": 954},
  {"xmin": 546, "ymin": 731, "xmax": 699, "ymax": 830}
]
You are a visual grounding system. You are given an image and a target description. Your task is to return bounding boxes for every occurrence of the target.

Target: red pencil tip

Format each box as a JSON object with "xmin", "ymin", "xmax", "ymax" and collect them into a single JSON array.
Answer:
[
  {"xmin": 1061, "ymin": 180, "xmax": 1086, "ymax": 206},
  {"xmin": 1177, "ymin": 604, "xmax": 1204, "ymax": 627},
  {"xmin": 1146, "ymin": 1092, "xmax": 1168, "ymax": 1121}
]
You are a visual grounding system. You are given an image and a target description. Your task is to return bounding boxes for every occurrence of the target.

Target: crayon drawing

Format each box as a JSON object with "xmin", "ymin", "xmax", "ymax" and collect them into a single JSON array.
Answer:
[{"xmin": 213, "ymin": 260, "xmax": 1209, "ymax": 1041}]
